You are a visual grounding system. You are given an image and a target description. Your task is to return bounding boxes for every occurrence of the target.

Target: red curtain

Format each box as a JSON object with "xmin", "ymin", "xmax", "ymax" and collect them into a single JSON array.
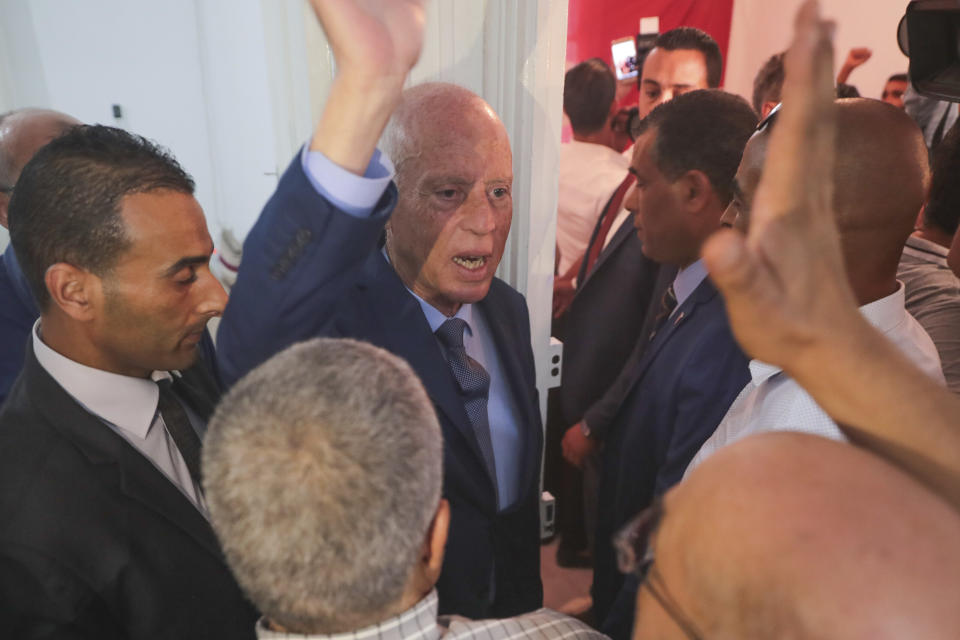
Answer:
[{"xmin": 566, "ymin": 0, "xmax": 735, "ymax": 108}]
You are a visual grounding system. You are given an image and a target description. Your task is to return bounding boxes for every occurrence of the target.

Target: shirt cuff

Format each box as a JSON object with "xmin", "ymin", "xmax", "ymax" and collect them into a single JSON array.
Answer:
[{"xmin": 300, "ymin": 144, "xmax": 395, "ymax": 218}]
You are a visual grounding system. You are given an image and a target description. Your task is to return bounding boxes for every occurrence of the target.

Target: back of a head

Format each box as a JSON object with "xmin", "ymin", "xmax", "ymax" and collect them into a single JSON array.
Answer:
[
  {"xmin": 752, "ymin": 52, "xmax": 785, "ymax": 115},
  {"xmin": 923, "ymin": 119, "xmax": 960, "ymax": 237},
  {"xmin": 8, "ymin": 124, "xmax": 194, "ymax": 311},
  {"xmin": 564, "ymin": 58, "xmax": 616, "ymax": 134},
  {"xmin": 654, "ymin": 27, "xmax": 723, "ymax": 89},
  {"xmin": 832, "ymin": 99, "xmax": 928, "ymax": 246},
  {"xmin": 636, "ymin": 89, "xmax": 758, "ymax": 204},
  {"xmin": 0, "ymin": 108, "xmax": 79, "ymax": 187},
  {"xmin": 203, "ymin": 338, "xmax": 443, "ymax": 635},
  {"xmin": 654, "ymin": 432, "xmax": 960, "ymax": 639}
]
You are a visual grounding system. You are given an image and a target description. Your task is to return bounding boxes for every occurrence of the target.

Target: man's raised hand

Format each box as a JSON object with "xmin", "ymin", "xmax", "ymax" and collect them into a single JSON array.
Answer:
[
  {"xmin": 308, "ymin": 0, "xmax": 427, "ymax": 175},
  {"xmin": 308, "ymin": 0, "xmax": 426, "ymax": 88},
  {"xmin": 702, "ymin": 0, "xmax": 856, "ymax": 372}
]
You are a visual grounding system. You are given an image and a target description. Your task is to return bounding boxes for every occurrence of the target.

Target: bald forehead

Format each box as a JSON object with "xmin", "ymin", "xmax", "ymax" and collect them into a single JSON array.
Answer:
[
  {"xmin": 397, "ymin": 83, "xmax": 505, "ymax": 139},
  {"xmin": 0, "ymin": 109, "xmax": 80, "ymax": 180}
]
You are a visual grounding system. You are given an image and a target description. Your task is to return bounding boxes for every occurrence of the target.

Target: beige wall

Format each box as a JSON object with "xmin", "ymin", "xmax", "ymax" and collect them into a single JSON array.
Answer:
[{"xmin": 725, "ymin": 0, "xmax": 909, "ymax": 108}]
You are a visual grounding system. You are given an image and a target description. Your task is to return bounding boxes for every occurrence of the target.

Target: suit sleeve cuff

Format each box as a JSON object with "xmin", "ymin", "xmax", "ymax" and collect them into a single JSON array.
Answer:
[{"xmin": 300, "ymin": 144, "xmax": 395, "ymax": 218}]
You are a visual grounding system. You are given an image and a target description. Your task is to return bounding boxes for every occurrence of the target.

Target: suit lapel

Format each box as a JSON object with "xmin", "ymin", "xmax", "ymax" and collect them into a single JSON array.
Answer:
[
  {"xmin": 23, "ymin": 348, "xmax": 227, "ymax": 563},
  {"xmin": 476, "ymin": 286, "xmax": 540, "ymax": 500},
  {"xmin": 579, "ymin": 212, "xmax": 635, "ymax": 290},
  {"xmin": 623, "ymin": 277, "xmax": 720, "ymax": 397},
  {"xmin": 356, "ymin": 253, "xmax": 493, "ymax": 474}
]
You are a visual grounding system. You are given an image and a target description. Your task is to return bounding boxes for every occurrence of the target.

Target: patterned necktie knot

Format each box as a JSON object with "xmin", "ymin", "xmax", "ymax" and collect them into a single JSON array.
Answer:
[
  {"xmin": 435, "ymin": 317, "xmax": 469, "ymax": 351},
  {"xmin": 649, "ymin": 284, "xmax": 678, "ymax": 342}
]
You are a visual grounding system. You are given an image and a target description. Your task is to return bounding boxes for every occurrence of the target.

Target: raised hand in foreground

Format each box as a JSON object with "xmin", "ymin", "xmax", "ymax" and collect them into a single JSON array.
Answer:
[{"xmin": 702, "ymin": 0, "xmax": 960, "ymax": 510}]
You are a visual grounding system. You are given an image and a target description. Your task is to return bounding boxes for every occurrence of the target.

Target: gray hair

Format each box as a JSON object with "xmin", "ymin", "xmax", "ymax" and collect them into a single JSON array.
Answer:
[{"xmin": 203, "ymin": 338, "xmax": 443, "ymax": 634}]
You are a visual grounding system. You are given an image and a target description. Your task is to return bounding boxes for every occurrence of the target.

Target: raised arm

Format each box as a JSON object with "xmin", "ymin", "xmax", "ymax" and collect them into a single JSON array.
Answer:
[
  {"xmin": 216, "ymin": 1, "xmax": 426, "ymax": 385},
  {"xmin": 308, "ymin": 0, "xmax": 425, "ymax": 174},
  {"xmin": 702, "ymin": 0, "xmax": 960, "ymax": 509}
]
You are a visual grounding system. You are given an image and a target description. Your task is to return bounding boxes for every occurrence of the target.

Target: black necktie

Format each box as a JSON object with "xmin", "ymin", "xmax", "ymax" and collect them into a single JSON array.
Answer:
[
  {"xmin": 435, "ymin": 318, "xmax": 498, "ymax": 489},
  {"xmin": 648, "ymin": 284, "xmax": 678, "ymax": 342},
  {"xmin": 156, "ymin": 378, "xmax": 203, "ymax": 487}
]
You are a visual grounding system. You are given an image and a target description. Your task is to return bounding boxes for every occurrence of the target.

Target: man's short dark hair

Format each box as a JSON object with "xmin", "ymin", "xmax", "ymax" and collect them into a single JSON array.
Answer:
[
  {"xmin": 564, "ymin": 58, "xmax": 616, "ymax": 134},
  {"xmin": 655, "ymin": 27, "xmax": 723, "ymax": 89},
  {"xmin": 635, "ymin": 90, "xmax": 758, "ymax": 204},
  {"xmin": 8, "ymin": 124, "xmax": 194, "ymax": 310},
  {"xmin": 924, "ymin": 120, "xmax": 960, "ymax": 236},
  {"xmin": 887, "ymin": 73, "xmax": 909, "ymax": 85},
  {"xmin": 752, "ymin": 52, "xmax": 785, "ymax": 115}
]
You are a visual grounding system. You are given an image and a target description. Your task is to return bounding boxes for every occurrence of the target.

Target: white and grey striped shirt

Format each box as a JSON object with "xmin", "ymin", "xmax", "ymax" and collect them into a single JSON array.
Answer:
[{"xmin": 256, "ymin": 590, "xmax": 608, "ymax": 640}]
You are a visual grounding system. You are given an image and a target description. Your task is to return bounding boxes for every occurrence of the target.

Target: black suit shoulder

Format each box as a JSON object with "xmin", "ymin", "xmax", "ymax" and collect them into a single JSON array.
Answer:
[{"xmin": 0, "ymin": 352, "xmax": 257, "ymax": 640}]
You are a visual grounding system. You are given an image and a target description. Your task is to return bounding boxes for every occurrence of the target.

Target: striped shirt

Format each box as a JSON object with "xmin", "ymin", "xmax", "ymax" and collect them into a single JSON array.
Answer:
[{"xmin": 256, "ymin": 590, "xmax": 608, "ymax": 640}]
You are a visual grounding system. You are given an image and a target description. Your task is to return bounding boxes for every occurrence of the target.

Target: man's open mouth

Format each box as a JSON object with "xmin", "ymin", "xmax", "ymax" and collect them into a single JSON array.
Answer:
[{"xmin": 452, "ymin": 256, "xmax": 487, "ymax": 270}]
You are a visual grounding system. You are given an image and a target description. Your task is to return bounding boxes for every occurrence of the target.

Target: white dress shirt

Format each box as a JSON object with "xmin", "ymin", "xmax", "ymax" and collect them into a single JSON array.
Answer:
[
  {"xmin": 687, "ymin": 283, "xmax": 945, "ymax": 474},
  {"xmin": 556, "ymin": 140, "xmax": 630, "ymax": 274},
  {"xmin": 31, "ymin": 321, "xmax": 208, "ymax": 514}
]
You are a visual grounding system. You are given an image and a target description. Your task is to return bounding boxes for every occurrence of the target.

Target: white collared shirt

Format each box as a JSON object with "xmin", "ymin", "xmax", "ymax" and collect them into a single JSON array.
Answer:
[
  {"xmin": 31, "ymin": 321, "xmax": 208, "ymax": 515},
  {"xmin": 687, "ymin": 283, "xmax": 945, "ymax": 474}
]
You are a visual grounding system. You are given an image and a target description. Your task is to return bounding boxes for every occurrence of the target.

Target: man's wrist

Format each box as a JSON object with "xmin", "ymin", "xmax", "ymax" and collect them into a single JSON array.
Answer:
[{"xmin": 580, "ymin": 420, "xmax": 592, "ymax": 439}]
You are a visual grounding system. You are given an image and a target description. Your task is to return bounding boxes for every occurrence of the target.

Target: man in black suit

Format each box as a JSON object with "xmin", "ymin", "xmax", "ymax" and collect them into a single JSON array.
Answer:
[
  {"xmin": 0, "ymin": 125, "xmax": 257, "ymax": 638},
  {"xmin": 216, "ymin": 0, "xmax": 542, "ymax": 619}
]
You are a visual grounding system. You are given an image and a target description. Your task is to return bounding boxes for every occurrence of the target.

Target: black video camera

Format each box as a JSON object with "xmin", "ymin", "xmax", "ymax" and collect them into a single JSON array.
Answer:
[{"xmin": 900, "ymin": 0, "xmax": 960, "ymax": 101}]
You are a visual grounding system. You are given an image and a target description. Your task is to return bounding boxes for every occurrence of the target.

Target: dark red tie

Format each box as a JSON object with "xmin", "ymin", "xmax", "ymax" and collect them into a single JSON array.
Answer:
[{"xmin": 584, "ymin": 172, "xmax": 636, "ymax": 274}]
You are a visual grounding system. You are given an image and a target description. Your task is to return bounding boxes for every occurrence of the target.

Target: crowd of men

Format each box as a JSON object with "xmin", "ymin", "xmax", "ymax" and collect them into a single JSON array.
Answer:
[{"xmin": 0, "ymin": 0, "xmax": 958, "ymax": 638}]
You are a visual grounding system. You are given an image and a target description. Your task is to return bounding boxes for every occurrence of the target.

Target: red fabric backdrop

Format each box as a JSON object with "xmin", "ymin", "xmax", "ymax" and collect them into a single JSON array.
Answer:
[{"xmin": 566, "ymin": 0, "xmax": 735, "ymax": 110}]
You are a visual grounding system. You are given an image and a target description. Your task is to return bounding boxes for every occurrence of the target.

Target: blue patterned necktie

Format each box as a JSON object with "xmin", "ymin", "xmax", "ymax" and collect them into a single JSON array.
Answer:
[{"xmin": 435, "ymin": 318, "xmax": 498, "ymax": 490}]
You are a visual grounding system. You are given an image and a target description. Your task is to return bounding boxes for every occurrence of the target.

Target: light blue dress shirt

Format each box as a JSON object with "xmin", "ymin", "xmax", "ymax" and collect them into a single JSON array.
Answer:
[
  {"xmin": 301, "ymin": 146, "xmax": 525, "ymax": 510},
  {"xmin": 672, "ymin": 258, "xmax": 709, "ymax": 313}
]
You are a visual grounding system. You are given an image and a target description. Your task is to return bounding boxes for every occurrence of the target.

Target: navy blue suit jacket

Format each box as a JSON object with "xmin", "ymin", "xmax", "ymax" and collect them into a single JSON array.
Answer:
[
  {"xmin": 590, "ymin": 277, "xmax": 750, "ymax": 631},
  {"xmin": 217, "ymin": 157, "xmax": 544, "ymax": 619},
  {"xmin": 0, "ymin": 247, "xmax": 38, "ymax": 406}
]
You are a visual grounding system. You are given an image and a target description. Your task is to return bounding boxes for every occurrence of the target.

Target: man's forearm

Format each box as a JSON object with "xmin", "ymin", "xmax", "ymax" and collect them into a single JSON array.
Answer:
[
  {"xmin": 310, "ymin": 75, "xmax": 404, "ymax": 176},
  {"xmin": 789, "ymin": 319, "xmax": 960, "ymax": 509}
]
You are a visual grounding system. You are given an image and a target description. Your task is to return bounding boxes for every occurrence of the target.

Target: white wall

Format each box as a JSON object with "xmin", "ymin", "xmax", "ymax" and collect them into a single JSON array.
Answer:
[
  {"xmin": 0, "ymin": 0, "xmax": 288, "ymax": 253},
  {"xmin": 725, "ymin": 0, "xmax": 909, "ymax": 106}
]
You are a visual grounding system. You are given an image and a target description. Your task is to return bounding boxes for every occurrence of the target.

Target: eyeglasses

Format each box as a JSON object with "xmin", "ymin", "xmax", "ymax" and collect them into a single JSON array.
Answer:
[
  {"xmin": 614, "ymin": 498, "xmax": 707, "ymax": 640},
  {"xmin": 756, "ymin": 102, "xmax": 781, "ymax": 132}
]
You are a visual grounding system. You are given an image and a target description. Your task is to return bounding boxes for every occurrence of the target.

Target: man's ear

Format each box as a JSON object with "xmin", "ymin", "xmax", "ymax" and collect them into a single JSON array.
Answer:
[
  {"xmin": 679, "ymin": 169, "xmax": 714, "ymax": 214},
  {"xmin": 423, "ymin": 498, "xmax": 450, "ymax": 583},
  {"xmin": 0, "ymin": 194, "xmax": 9, "ymax": 229},
  {"xmin": 44, "ymin": 263, "xmax": 101, "ymax": 321}
]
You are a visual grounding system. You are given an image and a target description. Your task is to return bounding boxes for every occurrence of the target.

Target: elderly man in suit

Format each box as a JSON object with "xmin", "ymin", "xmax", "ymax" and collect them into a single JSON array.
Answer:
[
  {"xmin": 589, "ymin": 90, "xmax": 757, "ymax": 638},
  {"xmin": 0, "ymin": 124, "xmax": 256, "ymax": 637},
  {"xmin": 205, "ymin": 338, "xmax": 606, "ymax": 640},
  {"xmin": 216, "ymin": 0, "xmax": 542, "ymax": 618}
]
